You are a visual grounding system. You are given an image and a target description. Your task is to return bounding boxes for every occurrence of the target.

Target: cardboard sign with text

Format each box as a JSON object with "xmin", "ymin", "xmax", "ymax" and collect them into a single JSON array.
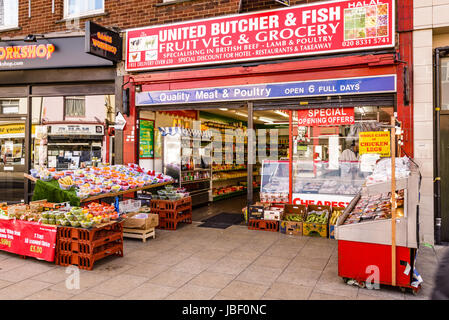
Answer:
[{"xmin": 359, "ymin": 131, "xmax": 390, "ymax": 157}]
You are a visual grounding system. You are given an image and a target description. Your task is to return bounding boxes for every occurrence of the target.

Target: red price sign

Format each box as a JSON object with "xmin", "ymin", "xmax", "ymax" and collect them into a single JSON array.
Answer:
[
  {"xmin": 0, "ymin": 220, "xmax": 57, "ymax": 262},
  {"xmin": 297, "ymin": 107, "xmax": 355, "ymax": 126}
]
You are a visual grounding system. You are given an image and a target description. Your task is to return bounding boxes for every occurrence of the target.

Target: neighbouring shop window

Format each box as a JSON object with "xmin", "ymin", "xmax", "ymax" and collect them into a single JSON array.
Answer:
[
  {"xmin": 64, "ymin": 0, "xmax": 104, "ymax": 18},
  {"xmin": 0, "ymin": 0, "xmax": 18, "ymax": 30},
  {"xmin": 64, "ymin": 96, "xmax": 86, "ymax": 117},
  {"xmin": 0, "ymin": 100, "xmax": 19, "ymax": 114}
]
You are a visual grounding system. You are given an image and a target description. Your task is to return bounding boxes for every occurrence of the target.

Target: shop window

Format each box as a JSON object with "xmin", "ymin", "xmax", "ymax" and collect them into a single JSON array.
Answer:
[
  {"xmin": 64, "ymin": 0, "xmax": 104, "ymax": 19},
  {"xmin": 0, "ymin": 100, "xmax": 19, "ymax": 114},
  {"xmin": 0, "ymin": 0, "xmax": 18, "ymax": 30},
  {"xmin": 64, "ymin": 96, "xmax": 86, "ymax": 117}
]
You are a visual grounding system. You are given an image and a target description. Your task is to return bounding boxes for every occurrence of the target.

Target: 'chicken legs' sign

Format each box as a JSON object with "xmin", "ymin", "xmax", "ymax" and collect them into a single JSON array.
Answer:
[{"xmin": 126, "ymin": 0, "xmax": 395, "ymax": 71}]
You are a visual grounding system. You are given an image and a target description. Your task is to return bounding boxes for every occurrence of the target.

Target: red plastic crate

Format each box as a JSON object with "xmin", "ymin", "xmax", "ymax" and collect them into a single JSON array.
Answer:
[
  {"xmin": 157, "ymin": 214, "xmax": 192, "ymax": 230},
  {"xmin": 248, "ymin": 219, "xmax": 279, "ymax": 232},
  {"xmin": 150, "ymin": 197, "xmax": 192, "ymax": 212},
  {"xmin": 57, "ymin": 222, "xmax": 123, "ymax": 243},
  {"xmin": 56, "ymin": 242, "xmax": 123, "ymax": 270}
]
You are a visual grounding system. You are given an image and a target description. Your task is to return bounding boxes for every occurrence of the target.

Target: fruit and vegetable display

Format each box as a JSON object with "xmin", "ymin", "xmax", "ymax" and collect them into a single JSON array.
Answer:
[
  {"xmin": 305, "ymin": 209, "xmax": 329, "ymax": 224},
  {"xmin": 329, "ymin": 208, "xmax": 344, "ymax": 225},
  {"xmin": 213, "ymin": 185, "xmax": 246, "ymax": 197},
  {"xmin": 342, "ymin": 190, "xmax": 405, "ymax": 225},
  {"xmin": 283, "ymin": 214, "xmax": 303, "ymax": 222},
  {"xmin": 30, "ymin": 164, "xmax": 173, "ymax": 199},
  {"xmin": 153, "ymin": 185, "xmax": 190, "ymax": 200},
  {"xmin": 1, "ymin": 200, "xmax": 120, "ymax": 229}
]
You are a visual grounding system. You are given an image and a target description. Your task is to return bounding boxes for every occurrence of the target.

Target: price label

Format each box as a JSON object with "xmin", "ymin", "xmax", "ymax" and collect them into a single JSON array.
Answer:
[
  {"xmin": 0, "ymin": 238, "xmax": 11, "ymax": 248},
  {"xmin": 30, "ymin": 245, "xmax": 43, "ymax": 254}
]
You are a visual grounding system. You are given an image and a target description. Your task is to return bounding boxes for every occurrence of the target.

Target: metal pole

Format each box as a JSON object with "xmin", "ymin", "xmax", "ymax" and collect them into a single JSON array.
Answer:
[
  {"xmin": 289, "ymin": 110, "xmax": 293, "ymax": 203},
  {"xmin": 434, "ymin": 48, "xmax": 446, "ymax": 245},
  {"xmin": 391, "ymin": 115, "xmax": 397, "ymax": 287},
  {"xmin": 24, "ymin": 85, "xmax": 32, "ymax": 203},
  {"xmin": 247, "ymin": 101, "xmax": 254, "ymax": 216}
]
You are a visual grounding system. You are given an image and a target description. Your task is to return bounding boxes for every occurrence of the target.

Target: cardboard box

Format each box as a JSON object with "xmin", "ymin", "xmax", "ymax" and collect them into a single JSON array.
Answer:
[
  {"xmin": 249, "ymin": 205, "xmax": 265, "ymax": 220},
  {"xmin": 264, "ymin": 207, "xmax": 283, "ymax": 221},
  {"xmin": 280, "ymin": 220, "xmax": 303, "ymax": 236},
  {"xmin": 123, "ymin": 212, "xmax": 159, "ymax": 230},
  {"xmin": 303, "ymin": 222, "xmax": 328, "ymax": 237},
  {"xmin": 329, "ymin": 224, "xmax": 336, "ymax": 240}
]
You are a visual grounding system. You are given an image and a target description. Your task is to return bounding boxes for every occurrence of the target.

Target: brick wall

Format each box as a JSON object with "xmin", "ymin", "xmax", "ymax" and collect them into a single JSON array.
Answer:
[
  {"xmin": 1, "ymin": 0, "xmax": 243, "ymax": 38},
  {"xmin": 1, "ymin": 0, "xmax": 333, "ymax": 39}
]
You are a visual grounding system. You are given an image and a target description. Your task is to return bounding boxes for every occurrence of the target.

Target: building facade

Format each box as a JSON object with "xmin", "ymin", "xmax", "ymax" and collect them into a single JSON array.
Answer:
[
  {"xmin": 1, "ymin": 0, "xmax": 432, "ymax": 245},
  {"xmin": 413, "ymin": 0, "xmax": 449, "ymax": 245}
]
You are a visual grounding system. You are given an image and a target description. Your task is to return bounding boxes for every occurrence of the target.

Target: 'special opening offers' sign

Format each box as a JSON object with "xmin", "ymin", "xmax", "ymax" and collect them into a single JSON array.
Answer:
[{"xmin": 126, "ymin": 0, "xmax": 395, "ymax": 71}]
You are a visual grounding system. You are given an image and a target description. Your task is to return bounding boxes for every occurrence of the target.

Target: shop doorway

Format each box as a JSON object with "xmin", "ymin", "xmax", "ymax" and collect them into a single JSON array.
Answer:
[
  {"xmin": 137, "ymin": 106, "xmax": 291, "ymax": 222},
  {"xmin": 0, "ymin": 115, "xmax": 27, "ymax": 204},
  {"xmin": 439, "ymin": 113, "xmax": 449, "ymax": 242}
]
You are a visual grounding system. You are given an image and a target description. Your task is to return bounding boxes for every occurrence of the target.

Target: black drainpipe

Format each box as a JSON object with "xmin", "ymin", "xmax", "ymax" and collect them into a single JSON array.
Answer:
[{"xmin": 434, "ymin": 47, "xmax": 449, "ymax": 245}]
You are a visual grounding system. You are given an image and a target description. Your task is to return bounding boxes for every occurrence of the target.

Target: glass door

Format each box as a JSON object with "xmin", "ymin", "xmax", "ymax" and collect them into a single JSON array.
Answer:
[{"xmin": 0, "ymin": 117, "xmax": 27, "ymax": 203}]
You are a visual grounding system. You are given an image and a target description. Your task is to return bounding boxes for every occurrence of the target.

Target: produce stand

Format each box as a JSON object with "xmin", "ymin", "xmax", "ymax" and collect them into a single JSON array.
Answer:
[
  {"xmin": 25, "ymin": 173, "xmax": 173, "ymax": 205},
  {"xmin": 335, "ymin": 165, "xmax": 421, "ymax": 294}
]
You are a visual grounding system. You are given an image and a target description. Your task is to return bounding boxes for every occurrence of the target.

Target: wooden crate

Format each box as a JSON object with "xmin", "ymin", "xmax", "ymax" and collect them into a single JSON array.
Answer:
[{"xmin": 123, "ymin": 227, "xmax": 156, "ymax": 242}]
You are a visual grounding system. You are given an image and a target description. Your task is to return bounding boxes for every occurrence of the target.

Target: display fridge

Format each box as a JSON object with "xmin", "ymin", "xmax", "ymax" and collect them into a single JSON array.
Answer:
[
  {"xmin": 162, "ymin": 128, "xmax": 212, "ymax": 206},
  {"xmin": 335, "ymin": 163, "xmax": 422, "ymax": 294}
]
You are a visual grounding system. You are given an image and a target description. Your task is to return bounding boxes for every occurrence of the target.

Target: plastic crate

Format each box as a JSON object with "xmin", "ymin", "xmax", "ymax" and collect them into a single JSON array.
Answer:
[
  {"xmin": 150, "ymin": 197, "xmax": 192, "ymax": 213},
  {"xmin": 56, "ymin": 242, "xmax": 123, "ymax": 270},
  {"xmin": 157, "ymin": 214, "xmax": 192, "ymax": 230},
  {"xmin": 248, "ymin": 219, "xmax": 279, "ymax": 232},
  {"xmin": 57, "ymin": 222, "xmax": 123, "ymax": 243},
  {"xmin": 57, "ymin": 233, "xmax": 123, "ymax": 255}
]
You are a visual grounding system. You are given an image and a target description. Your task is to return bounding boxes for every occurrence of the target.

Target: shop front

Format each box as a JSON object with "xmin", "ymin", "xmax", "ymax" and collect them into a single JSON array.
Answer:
[
  {"xmin": 0, "ymin": 29, "xmax": 120, "ymax": 204},
  {"xmin": 122, "ymin": 0, "xmax": 412, "ymax": 215}
]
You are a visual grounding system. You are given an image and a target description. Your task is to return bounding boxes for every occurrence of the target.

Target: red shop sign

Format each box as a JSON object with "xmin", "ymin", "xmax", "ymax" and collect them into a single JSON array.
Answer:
[
  {"xmin": 297, "ymin": 107, "xmax": 355, "ymax": 126},
  {"xmin": 126, "ymin": 0, "xmax": 394, "ymax": 71},
  {"xmin": 0, "ymin": 219, "xmax": 57, "ymax": 262}
]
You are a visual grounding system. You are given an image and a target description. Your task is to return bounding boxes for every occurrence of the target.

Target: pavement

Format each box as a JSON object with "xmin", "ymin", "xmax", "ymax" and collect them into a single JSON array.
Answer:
[{"xmin": 0, "ymin": 222, "xmax": 442, "ymax": 300}]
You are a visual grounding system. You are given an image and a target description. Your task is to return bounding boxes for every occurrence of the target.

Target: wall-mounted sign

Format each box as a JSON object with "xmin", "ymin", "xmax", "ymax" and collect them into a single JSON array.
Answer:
[
  {"xmin": 115, "ymin": 112, "xmax": 126, "ymax": 130},
  {"xmin": 359, "ymin": 131, "xmax": 390, "ymax": 157},
  {"xmin": 85, "ymin": 21, "xmax": 122, "ymax": 62},
  {"xmin": 275, "ymin": 0, "xmax": 290, "ymax": 6},
  {"xmin": 126, "ymin": 0, "xmax": 394, "ymax": 71},
  {"xmin": 139, "ymin": 119, "xmax": 154, "ymax": 158},
  {"xmin": 0, "ymin": 36, "xmax": 113, "ymax": 71},
  {"xmin": 48, "ymin": 124, "xmax": 104, "ymax": 136},
  {"xmin": 136, "ymin": 75, "xmax": 396, "ymax": 105},
  {"xmin": 297, "ymin": 107, "xmax": 354, "ymax": 126}
]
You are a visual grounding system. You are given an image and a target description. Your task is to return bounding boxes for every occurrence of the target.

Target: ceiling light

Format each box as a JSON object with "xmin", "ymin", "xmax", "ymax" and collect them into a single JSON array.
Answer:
[
  {"xmin": 235, "ymin": 112, "xmax": 247, "ymax": 117},
  {"xmin": 259, "ymin": 117, "xmax": 275, "ymax": 124},
  {"xmin": 274, "ymin": 110, "xmax": 289, "ymax": 118},
  {"xmin": 219, "ymin": 108, "xmax": 228, "ymax": 111}
]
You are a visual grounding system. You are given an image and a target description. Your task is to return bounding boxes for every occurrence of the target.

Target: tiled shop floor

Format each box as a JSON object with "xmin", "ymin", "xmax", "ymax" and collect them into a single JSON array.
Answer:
[{"xmin": 0, "ymin": 223, "xmax": 442, "ymax": 300}]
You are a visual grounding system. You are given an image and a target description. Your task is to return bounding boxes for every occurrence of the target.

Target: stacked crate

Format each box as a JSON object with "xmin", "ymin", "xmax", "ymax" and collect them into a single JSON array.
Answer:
[
  {"xmin": 150, "ymin": 197, "xmax": 192, "ymax": 230},
  {"xmin": 55, "ymin": 221, "xmax": 124, "ymax": 270}
]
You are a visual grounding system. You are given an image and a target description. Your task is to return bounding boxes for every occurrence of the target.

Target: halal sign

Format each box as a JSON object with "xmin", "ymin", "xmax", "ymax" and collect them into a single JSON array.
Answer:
[{"xmin": 275, "ymin": 0, "xmax": 290, "ymax": 6}]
